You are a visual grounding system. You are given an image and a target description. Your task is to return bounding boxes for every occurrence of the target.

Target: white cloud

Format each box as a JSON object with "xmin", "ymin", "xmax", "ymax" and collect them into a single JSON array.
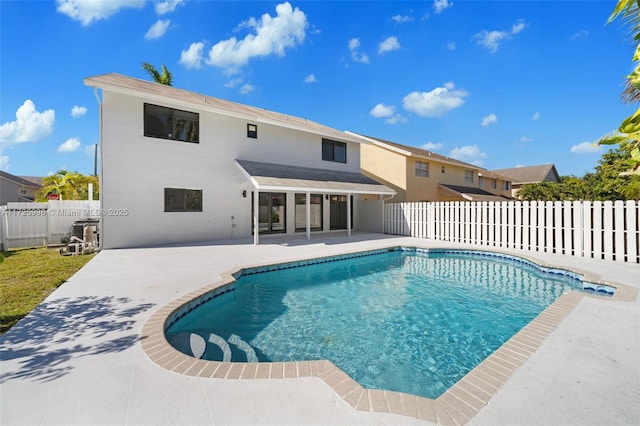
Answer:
[
  {"xmin": 145, "ymin": 19, "xmax": 171, "ymax": 40},
  {"xmin": 449, "ymin": 144, "xmax": 487, "ymax": 165},
  {"xmin": 304, "ymin": 74, "xmax": 317, "ymax": 83},
  {"xmin": 0, "ymin": 155, "xmax": 9, "ymax": 171},
  {"xmin": 71, "ymin": 105, "xmax": 87, "ymax": 118},
  {"xmin": 370, "ymin": 103, "xmax": 396, "ymax": 118},
  {"xmin": 481, "ymin": 113, "xmax": 497, "ymax": 127},
  {"xmin": 179, "ymin": 42, "xmax": 205, "ymax": 69},
  {"xmin": 532, "ymin": 112, "xmax": 540, "ymax": 121},
  {"xmin": 155, "ymin": 0, "xmax": 184, "ymax": 15},
  {"xmin": 421, "ymin": 142, "xmax": 443, "ymax": 150},
  {"xmin": 511, "ymin": 19, "xmax": 526, "ymax": 34},
  {"xmin": 0, "ymin": 100, "xmax": 55, "ymax": 145},
  {"xmin": 570, "ymin": 30, "xmax": 589, "ymax": 40},
  {"xmin": 385, "ymin": 114, "xmax": 407, "ymax": 124},
  {"xmin": 519, "ymin": 136, "xmax": 534, "ymax": 146},
  {"xmin": 473, "ymin": 30, "xmax": 509, "ymax": 53},
  {"xmin": 239, "ymin": 84, "xmax": 255, "ymax": 95},
  {"xmin": 445, "ymin": 41, "xmax": 456, "ymax": 50},
  {"xmin": 570, "ymin": 141, "xmax": 603, "ymax": 153},
  {"xmin": 402, "ymin": 82, "xmax": 468, "ymax": 117},
  {"xmin": 225, "ymin": 77, "xmax": 244, "ymax": 88},
  {"xmin": 349, "ymin": 37, "xmax": 370, "ymax": 63},
  {"xmin": 58, "ymin": 137, "xmax": 81, "ymax": 153},
  {"xmin": 205, "ymin": 2, "xmax": 307, "ymax": 71},
  {"xmin": 433, "ymin": 0, "xmax": 453, "ymax": 14},
  {"xmin": 56, "ymin": 0, "xmax": 145, "ymax": 26},
  {"xmin": 474, "ymin": 19, "xmax": 527, "ymax": 53},
  {"xmin": 391, "ymin": 15, "xmax": 413, "ymax": 23},
  {"xmin": 378, "ymin": 36, "xmax": 400, "ymax": 54}
]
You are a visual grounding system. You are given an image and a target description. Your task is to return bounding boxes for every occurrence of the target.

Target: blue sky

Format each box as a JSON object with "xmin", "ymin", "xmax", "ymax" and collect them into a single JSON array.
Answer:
[{"xmin": 0, "ymin": 0, "xmax": 634, "ymax": 178}]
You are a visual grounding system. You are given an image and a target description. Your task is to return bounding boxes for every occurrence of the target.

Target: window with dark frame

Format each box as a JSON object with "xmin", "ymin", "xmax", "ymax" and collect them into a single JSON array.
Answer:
[
  {"xmin": 322, "ymin": 138, "xmax": 347, "ymax": 163},
  {"xmin": 504, "ymin": 181, "xmax": 511, "ymax": 190},
  {"xmin": 144, "ymin": 103, "xmax": 199, "ymax": 143},
  {"xmin": 164, "ymin": 188, "xmax": 203, "ymax": 212},
  {"xmin": 247, "ymin": 123, "xmax": 258, "ymax": 138}
]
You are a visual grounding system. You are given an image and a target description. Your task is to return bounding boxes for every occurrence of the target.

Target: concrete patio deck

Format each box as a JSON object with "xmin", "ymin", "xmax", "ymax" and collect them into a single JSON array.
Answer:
[{"xmin": 1, "ymin": 233, "xmax": 638, "ymax": 425}]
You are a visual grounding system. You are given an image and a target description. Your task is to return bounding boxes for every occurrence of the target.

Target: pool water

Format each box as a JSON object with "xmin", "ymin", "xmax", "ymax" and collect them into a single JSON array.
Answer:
[{"xmin": 166, "ymin": 249, "xmax": 585, "ymax": 399}]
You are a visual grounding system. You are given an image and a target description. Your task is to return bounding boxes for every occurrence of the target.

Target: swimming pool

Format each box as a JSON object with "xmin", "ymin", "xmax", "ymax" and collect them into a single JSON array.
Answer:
[{"xmin": 165, "ymin": 248, "xmax": 614, "ymax": 399}]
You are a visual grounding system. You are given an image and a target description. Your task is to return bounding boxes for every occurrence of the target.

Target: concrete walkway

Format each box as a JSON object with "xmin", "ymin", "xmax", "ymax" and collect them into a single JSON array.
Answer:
[{"xmin": 1, "ymin": 234, "xmax": 638, "ymax": 425}]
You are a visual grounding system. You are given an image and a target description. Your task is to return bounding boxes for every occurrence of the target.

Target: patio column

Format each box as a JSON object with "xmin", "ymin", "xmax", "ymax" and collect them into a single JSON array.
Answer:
[
  {"xmin": 306, "ymin": 191, "xmax": 311, "ymax": 240},
  {"xmin": 253, "ymin": 190, "xmax": 259, "ymax": 245},
  {"xmin": 347, "ymin": 192, "xmax": 351, "ymax": 237}
]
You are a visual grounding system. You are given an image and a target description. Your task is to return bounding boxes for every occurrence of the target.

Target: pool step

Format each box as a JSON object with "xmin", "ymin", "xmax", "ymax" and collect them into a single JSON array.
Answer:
[{"xmin": 166, "ymin": 331, "xmax": 259, "ymax": 362}]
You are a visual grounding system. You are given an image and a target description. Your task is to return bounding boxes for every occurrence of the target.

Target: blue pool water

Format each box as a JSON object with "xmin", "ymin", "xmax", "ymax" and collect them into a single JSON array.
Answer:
[{"xmin": 166, "ymin": 249, "xmax": 599, "ymax": 399}]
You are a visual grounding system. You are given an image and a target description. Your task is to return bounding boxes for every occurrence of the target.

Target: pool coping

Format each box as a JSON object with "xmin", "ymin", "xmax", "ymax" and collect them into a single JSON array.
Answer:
[{"xmin": 140, "ymin": 245, "xmax": 639, "ymax": 425}]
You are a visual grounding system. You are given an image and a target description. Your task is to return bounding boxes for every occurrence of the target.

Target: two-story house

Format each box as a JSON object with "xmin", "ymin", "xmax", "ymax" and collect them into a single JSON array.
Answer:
[
  {"xmin": 491, "ymin": 164, "xmax": 560, "ymax": 198},
  {"xmin": 84, "ymin": 74, "xmax": 395, "ymax": 249},
  {"xmin": 0, "ymin": 171, "xmax": 42, "ymax": 205},
  {"xmin": 356, "ymin": 135, "xmax": 512, "ymax": 202}
]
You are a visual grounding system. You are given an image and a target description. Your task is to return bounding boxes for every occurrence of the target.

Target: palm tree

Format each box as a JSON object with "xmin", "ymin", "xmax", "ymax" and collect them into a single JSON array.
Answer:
[
  {"xmin": 36, "ymin": 170, "xmax": 99, "ymax": 201},
  {"xmin": 599, "ymin": 0, "xmax": 640, "ymax": 174},
  {"xmin": 142, "ymin": 62, "xmax": 173, "ymax": 86}
]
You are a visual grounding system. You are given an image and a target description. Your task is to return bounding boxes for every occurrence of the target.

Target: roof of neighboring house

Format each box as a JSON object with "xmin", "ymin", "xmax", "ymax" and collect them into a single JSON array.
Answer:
[
  {"xmin": 84, "ymin": 73, "xmax": 368, "ymax": 146},
  {"xmin": 439, "ymin": 184, "xmax": 512, "ymax": 201},
  {"xmin": 0, "ymin": 170, "xmax": 42, "ymax": 188},
  {"xmin": 352, "ymin": 133, "xmax": 492, "ymax": 170},
  {"xmin": 18, "ymin": 176, "xmax": 44, "ymax": 186},
  {"xmin": 491, "ymin": 164, "xmax": 560, "ymax": 185},
  {"xmin": 236, "ymin": 160, "xmax": 396, "ymax": 195}
]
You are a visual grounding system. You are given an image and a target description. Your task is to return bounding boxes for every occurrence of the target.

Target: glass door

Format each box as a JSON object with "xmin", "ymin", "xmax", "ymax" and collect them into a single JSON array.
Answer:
[
  {"xmin": 329, "ymin": 195, "xmax": 353, "ymax": 230},
  {"xmin": 255, "ymin": 192, "xmax": 286, "ymax": 234}
]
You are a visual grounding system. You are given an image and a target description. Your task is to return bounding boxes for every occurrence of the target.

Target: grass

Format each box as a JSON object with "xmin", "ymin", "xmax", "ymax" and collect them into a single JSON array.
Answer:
[{"xmin": 0, "ymin": 247, "xmax": 96, "ymax": 334}]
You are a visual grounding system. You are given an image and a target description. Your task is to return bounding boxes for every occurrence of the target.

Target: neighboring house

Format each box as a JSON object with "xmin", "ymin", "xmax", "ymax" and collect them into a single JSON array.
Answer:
[
  {"xmin": 357, "ymin": 135, "xmax": 513, "ymax": 202},
  {"xmin": 491, "ymin": 164, "xmax": 560, "ymax": 198},
  {"xmin": 84, "ymin": 73, "xmax": 395, "ymax": 249},
  {"xmin": 0, "ymin": 171, "xmax": 42, "ymax": 205}
]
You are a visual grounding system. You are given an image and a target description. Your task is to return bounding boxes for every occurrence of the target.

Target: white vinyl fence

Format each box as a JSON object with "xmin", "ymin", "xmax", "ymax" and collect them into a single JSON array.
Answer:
[
  {"xmin": 0, "ymin": 200, "xmax": 100, "ymax": 250},
  {"xmin": 385, "ymin": 200, "xmax": 640, "ymax": 264}
]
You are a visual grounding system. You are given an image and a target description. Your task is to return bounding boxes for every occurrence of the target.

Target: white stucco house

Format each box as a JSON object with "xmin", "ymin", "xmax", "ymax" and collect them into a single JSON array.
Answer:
[{"xmin": 84, "ymin": 73, "xmax": 395, "ymax": 249}]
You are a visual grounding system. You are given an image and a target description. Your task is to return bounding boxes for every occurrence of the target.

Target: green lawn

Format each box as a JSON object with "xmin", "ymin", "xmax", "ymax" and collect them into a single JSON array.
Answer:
[{"xmin": 0, "ymin": 247, "xmax": 96, "ymax": 334}]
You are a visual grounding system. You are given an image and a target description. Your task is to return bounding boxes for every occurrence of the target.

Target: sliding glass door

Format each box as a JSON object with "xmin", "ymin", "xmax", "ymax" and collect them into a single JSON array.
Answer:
[
  {"xmin": 254, "ymin": 192, "xmax": 286, "ymax": 234},
  {"xmin": 329, "ymin": 195, "xmax": 353, "ymax": 230}
]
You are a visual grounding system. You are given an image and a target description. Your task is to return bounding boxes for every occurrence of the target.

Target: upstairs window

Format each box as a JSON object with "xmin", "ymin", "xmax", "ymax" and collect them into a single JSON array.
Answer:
[
  {"xmin": 144, "ymin": 103, "xmax": 199, "ymax": 143},
  {"xmin": 322, "ymin": 138, "xmax": 346, "ymax": 163},
  {"xmin": 415, "ymin": 161, "xmax": 429, "ymax": 177},
  {"xmin": 492, "ymin": 179, "xmax": 498, "ymax": 190},
  {"xmin": 464, "ymin": 170, "xmax": 474, "ymax": 184},
  {"xmin": 479, "ymin": 177, "xmax": 485, "ymax": 188},
  {"xmin": 164, "ymin": 188, "xmax": 203, "ymax": 212},
  {"xmin": 504, "ymin": 181, "xmax": 511, "ymax": 190},
  {"xmin": 247, "ymin": 123, "xmax": 258, "ymax": 138}
]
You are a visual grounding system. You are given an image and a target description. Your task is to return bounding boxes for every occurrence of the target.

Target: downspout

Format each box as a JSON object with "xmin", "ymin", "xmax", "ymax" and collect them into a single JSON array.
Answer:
[
  {"xmin": 381, "ymin": 193, "xmax": 395, "ymax": 235},
  {"xmin": 93, "ymin": 88, "xmax": 103, "ymax": 250}
]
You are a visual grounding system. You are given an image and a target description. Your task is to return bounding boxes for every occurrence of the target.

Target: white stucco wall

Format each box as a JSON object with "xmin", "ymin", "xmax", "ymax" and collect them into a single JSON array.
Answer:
[{"xmin": 100, "ymin": 91, "xmax": 371, "ymax": 248}]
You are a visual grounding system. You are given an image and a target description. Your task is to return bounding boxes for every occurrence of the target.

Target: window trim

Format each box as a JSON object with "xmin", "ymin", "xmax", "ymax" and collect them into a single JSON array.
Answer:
[
  {"xmin": 144, "ymin": 103, "xmax": 199, "ymax": 143},
  {"xmin": 415, "ymin": 160, "xmax": 429, "ymax": 178},
  {"xmin": 164, "ymin": 188, "xmax": 203, "ymax": 212},
  {"xmin": 322, "ymin": 138, "xmax": 347, "ymax": 163},
  {"xmin": 464, "ymin": 170, "xmax": 474, "ymax": 184}
]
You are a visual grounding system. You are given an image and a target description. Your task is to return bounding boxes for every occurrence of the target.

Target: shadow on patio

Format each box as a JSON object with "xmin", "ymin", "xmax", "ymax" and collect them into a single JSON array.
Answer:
[{"xmin": 0, "ymin": 296, "xmax": 155, "ymax": 383}]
